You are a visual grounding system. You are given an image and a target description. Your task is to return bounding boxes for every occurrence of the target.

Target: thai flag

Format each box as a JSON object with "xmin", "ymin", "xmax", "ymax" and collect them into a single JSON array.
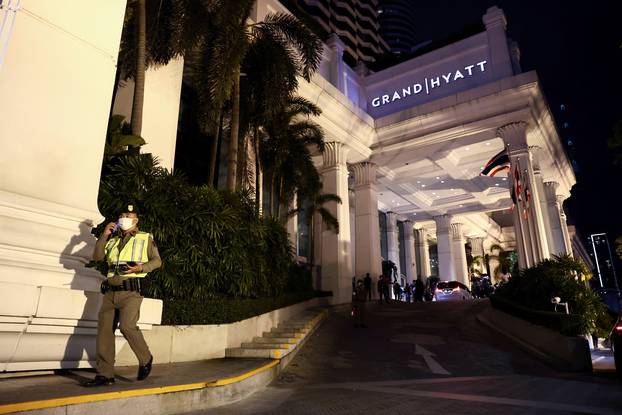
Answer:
[{"xmin": 481, "ymin": 150, "xmax": 510, "ymax": 177}]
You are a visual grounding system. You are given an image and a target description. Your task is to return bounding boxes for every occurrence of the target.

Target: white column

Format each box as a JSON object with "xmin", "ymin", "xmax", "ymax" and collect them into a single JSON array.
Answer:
[
  {"xmin": 320, "ymin": 142, "xmax": 353, "ymax": 304},
  {"xmin": 435, "ymin": 215, "xmax": 456, "ymax": 281},
  {"xmin": 403, "ymin": 220, "xmax": 417, "ymax": 285},
  {"xmin": 386, "ymin": 212, "xmax": 401, "ymax": 278},
  {"xmin": 529, "ymin": 146, "xmax": 551, "ymax": 258},
  {"xmin": 498, "ymin": 122, "xmax": 549, "ymax": 269},
  {"xmin": 482, "ymin": 6, "xmax": 513, "ymax": 79},
  {"xmin": 415, "ymin": 228, "xmax": 431, "ymax": 279},
  {"xmin": 286, "ymin": 198, "xmax": 298, "ymax": 256},
  {"xmin": 113, "ymin": 57, "xmax": 184, "ymax": 171},
  {"xmin": 451, "ymin": 223, "xmax": 469, "ymax": 286},
  {"xmin": 470, "ymin": 237, "xmax": 486, "ymax": 274},
  {"xmin": 542, "ymin": 182, "xmax": 571, "ymax": 256},
  {"xmin": 558, "ymin": 196, "xmax": 573, "ymax": 256},
  {"xmin": 326, "ymin": 34, "xmax": 346, "ymax": 94},
  {"xmin": 0, "ymin": 1, "xmax": 161, "ymax": 372},
  {"xmin": 352, "ymin": 162, "xmax": 381, "ymax": 280}
]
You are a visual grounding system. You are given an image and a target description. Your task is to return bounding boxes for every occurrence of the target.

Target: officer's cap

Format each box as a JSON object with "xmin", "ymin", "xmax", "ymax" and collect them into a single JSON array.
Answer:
[{"xmin": 120, "ymin": 204, "xmax": 140, "ymax": 215}]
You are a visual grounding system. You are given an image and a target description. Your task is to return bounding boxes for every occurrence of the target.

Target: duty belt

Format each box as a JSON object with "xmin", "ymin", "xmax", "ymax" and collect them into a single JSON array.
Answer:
[{"xmin": 101, "ymin": 278, "xmax": 142, "ymax": 294}]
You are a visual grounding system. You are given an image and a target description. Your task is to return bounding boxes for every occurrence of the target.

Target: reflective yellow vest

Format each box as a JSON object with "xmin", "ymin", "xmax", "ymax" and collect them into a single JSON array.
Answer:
[{"xmin": 105, "ymin": 231, "xmax": 151, "ymax": 278}]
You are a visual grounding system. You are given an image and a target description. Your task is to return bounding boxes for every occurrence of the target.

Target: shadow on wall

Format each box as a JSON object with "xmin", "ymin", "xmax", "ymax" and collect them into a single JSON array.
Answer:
[{"xmin": 59, "ymin": 220, "xmax": 105, "ymax": 370}]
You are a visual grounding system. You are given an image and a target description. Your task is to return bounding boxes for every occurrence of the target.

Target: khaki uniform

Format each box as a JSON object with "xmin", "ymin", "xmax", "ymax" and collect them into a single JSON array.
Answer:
[{"xmin": 93, "ymin": 228, "xmax": 161, "ymax": 378}]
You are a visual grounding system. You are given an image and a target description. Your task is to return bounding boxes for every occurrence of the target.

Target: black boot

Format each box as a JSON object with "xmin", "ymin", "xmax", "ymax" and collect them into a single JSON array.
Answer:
[
  {"xmin": 137, "ymin": 355, "xmax": 153, "ymax": 381},
  {"xmin": 81, "ymin": 375, "xmax": 115, "ymax": 387}
]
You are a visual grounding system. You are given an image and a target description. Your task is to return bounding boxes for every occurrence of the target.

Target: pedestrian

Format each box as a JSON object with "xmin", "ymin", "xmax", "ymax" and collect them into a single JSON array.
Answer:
[
  {"xmin": 382, "ymin": 274, "xmax": 391, "ymax": 303},
  {"xmin": 364, "ymin": 272, "xmax": 372, "ymax": 301},
  {"xmin": 377, "ymin": 275, "xmax": 384, "ymax": 304},
  {"xmin": 82, "ymin": 204, "xmax": 161, "ymax": 387},
  {"xmin": 415, "ymin": 277, "xmax": 425, "ymax": 302},
  {"xmin": 405, "ymin": 282, "xmax": 412, "ymax": 303},
  {"xmin": 352, "ymin": 279, "xmax": 367, "ymax": 328}
]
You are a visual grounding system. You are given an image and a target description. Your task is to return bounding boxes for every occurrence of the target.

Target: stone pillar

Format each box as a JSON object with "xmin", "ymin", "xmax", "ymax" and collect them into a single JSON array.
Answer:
[
  {"xmin": 386, "ymin": 211, "xmax": 401, "ymax": 278},
  {"xmin": 326, "ymin": 34, "xmax": 346, "ymax": 94},
  {"xmin": 542, "ymin": 182, "xmax": 572, "ymax": 256},
  {"xmin": 352, "ymin": 162, "xmax": 381, "ymax": 281},
  {"xmin": 286, "ymin": 198, "xmax": 298, "ymax": 256},
  {"xmin": 482, "ymin": 6, "xmax": 513, "ymax": 79},
  {"xmin": 0, "ymin": 1, "xmax": 161, "ymax": 372},
  {"xmin": 113, "ymin": 57, "xmax": 184, "ymax": 171},
  {"xmin": 470, "ymin": 237, "xmax": 486, "ymax": 274},
  {"xmin": 498, "ymin": 122, "xmax": 549, "ymax": 269},
  {"xmin": 320, "ymin": 142, "xmax": 353, "ymax": 304},
  {"xmin": 403, "ymin": 220, "xmax": 417, "ymax": 285},
  {"xmin": 415, "ymin": 228, "xmax": 431, "ymax": 279},
  {"xmin": 529, "ymin": 146, "xmax": 551, "ymax": 258},
  {"xmin": 435, "ymin": 215, "xmax": 456, "ymax": 281},
  {"xmin": 451, "ymin": 223, "xmax": 469, "ymax": 286},
  {"xmin": 558, "ymin": 196, "xmax": 573, "ymax": 256}
]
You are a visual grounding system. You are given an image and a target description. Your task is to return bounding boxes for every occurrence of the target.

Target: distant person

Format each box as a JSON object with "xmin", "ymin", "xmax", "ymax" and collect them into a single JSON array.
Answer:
[
  {"xmin": 364, "ymin": 273, "xmax": 372, "ymax": 300},
  {"xmin": 352, "ymin": 279, "xmax": 368, "ymax": 328},
  {"xmin": 415, "ymin": 278, "xmax": 425, "ymax": 302},
  {"xmin": 404, "ymin": 283, "xmax": 412, "ymax": 303},
  {"xmin": 382, "ymin": 274, "xmax": 392, "ymax": 303},
  {"xmin": 377, "ymin": 275, "xmax": 384, "ymax": 304}
]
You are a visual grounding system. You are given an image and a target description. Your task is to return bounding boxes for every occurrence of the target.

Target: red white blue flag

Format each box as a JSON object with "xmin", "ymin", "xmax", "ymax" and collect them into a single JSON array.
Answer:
[{"xmin": 481, "ymin": 150, "xmax": 510, "ymax": 177}]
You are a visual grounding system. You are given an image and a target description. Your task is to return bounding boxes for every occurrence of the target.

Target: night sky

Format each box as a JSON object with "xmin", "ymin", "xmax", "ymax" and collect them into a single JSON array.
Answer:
[{"xmin": 408, "ymin": 0, "xmax": 622, "ymax": 244}]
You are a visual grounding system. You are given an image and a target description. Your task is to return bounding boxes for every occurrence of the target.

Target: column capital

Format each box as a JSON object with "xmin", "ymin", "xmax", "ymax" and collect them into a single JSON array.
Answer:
[
  {"xmin": 497, "ymin": 122, "xmax": 528, "ymax": 154},
  {"xmin": 326, "ymin": 33, "xmax": 346, "ymax": 56},
  {"xmin": 529, "ymin": 145, "xmax": 543, "ymax": 172},
  {"xmin": 543, "ymin": 181, "xmax": 559, "ymax": 201},
  {"xmin": 351, "ymin": 161, "xmax": 377, "ymax": 186},
  {"xmin": 322, "ymin": 142, "xmax": 349, "ymax": 168},
  {"xmin": 450, "ymin": 223, "xmax": 464, "ymax": 240},
  {"xmin": 414, "ymin": 228, "xmax": 428, "ymax": 242},
  {"xmin": 434, "ymin": 214, "xmax": 453, "ymax": 232}
]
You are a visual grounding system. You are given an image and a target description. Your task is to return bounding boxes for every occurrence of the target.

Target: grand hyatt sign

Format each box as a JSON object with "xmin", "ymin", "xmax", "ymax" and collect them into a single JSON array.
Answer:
[{"xmin": 370, "ymin": 60, "xmax": 488, "ymax": 108}]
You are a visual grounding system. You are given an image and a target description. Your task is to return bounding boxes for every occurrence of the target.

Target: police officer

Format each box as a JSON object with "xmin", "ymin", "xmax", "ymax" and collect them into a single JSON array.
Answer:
[{"xmin": 82, "ymin": 204, "xmax": 161, "ymax": 387}]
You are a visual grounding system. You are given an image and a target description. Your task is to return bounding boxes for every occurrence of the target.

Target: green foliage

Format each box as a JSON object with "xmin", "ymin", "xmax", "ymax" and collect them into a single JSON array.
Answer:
[
  {"xmin": 495, "ymin": 254, "xmax": 613, "ymax": 336},
  {"xmin": 162, "ymin": 291, "xmax": 319, "ymax": 325},
  {"xmin": 95, "ymin": 153, "xmax": 298, "ymax": 305},
  {"xmin": 104, "ymin": 115, "xmax": 146, "ymax": 159}
]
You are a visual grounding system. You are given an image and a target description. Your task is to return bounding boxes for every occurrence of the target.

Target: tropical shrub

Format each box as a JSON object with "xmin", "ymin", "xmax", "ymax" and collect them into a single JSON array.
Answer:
[
  {"xmin": 494, "ymin": 254, "xmax": 613, "ymax": 337},
  {"xmin": 93, "ymin": 153, "xmax": 303, "ymax": 309}
]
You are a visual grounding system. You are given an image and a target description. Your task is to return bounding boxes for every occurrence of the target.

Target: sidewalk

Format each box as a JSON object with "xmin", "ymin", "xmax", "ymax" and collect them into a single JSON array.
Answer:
[{"xmin": 0, "ymin": 308, "xmax": 328, "ymax": 415}]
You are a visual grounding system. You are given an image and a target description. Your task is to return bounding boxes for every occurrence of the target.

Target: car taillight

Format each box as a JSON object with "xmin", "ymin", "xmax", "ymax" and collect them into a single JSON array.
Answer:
[
  {"xmin": 615, "ymin": 323, "xmax": 622, "ymax": 333},
  {"xmin": 435, "ymin": 288, "xmax": 441, "ymax": 293},
  {"xmin": 452, "ymin": 287, "xmax": 460, "ymax": 292}
]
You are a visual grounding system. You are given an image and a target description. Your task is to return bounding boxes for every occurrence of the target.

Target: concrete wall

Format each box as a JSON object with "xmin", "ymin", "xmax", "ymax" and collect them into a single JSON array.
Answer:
[{"xmin": 116, "ymin": 297, "xmax": 327, "ymax": 365}]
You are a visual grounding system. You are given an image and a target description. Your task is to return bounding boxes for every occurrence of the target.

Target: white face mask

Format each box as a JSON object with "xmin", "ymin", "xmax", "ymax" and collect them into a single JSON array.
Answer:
[{"xmin": 118, "ymin": 217, "xmax": 135, "ymax": 231}]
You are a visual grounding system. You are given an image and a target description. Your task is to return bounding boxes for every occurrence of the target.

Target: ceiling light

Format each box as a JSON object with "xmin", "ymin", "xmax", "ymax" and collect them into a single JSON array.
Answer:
[
  {"xmin": 450, "ymin": 188, "xmax": 454, "ymax": 191},
  {"xmin": 432, "ymin": 192, "xmax": 436, "ymax": 195},
  {"xmin": 502, "ymin": 178, "xmax": 507, "ymax": 181},
  {"xmin": 413, "ymin": 213, "xmax": 417, "ymax": 216},
  {"xmin": 495, "ymin": 183, "xmax": 499, "ymax": 186},
  {"xmin": 417, "ymin": 180, "xmax": 421, "ymax": 184},
  {"xmin": 422, "ymin": 184, "xmax": 426, "ymax": 187},
  {"xmin": 440, "ymin": 180, "xmax": 445, "ymax": 183},
  {"xmin": 436, "ymin": 176, "xmax": 440, "ymax": 180},
  {"xmin": 486, "ymin": 142, "xmax": 491, "ymax": 146},
  {"xmin": 465, "ymin": 147, "xmax": 470, "ymax": 151},
  {"xmin": 459, "ymin": 204, "xmax": 463, "ymax": 207}
]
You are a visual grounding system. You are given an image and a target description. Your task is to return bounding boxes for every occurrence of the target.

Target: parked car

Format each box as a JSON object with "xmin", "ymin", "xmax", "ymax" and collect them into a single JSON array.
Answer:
[
  {"xmin": 611, "ymin": 313, "xmax": 622, "ymax": 380},
  {"xmin": 433, "ymin": 281, "xmax": 474, "ymax": 301}
]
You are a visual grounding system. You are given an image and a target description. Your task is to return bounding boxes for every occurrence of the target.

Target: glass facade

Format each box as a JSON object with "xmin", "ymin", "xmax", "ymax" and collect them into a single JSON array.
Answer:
[
  {"xmin": 398, "ymin": 221, "xmax": 406, "ymax": 275},
  {"xmin": 379, "ymin": 211, "xmax": 388, "ymax": 260}
]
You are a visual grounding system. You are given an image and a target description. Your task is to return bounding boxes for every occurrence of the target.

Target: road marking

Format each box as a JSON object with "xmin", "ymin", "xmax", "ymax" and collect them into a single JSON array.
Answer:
[
  {"xmin": 309, "ymin": 376, "xmax": 507, "ymax": 389},
  {"xmin": 415, "ymin": 344, "xmax": 451, "ymax": 375},
  {"xmin": 319, "ymin": 384, "xmax": 622, "ymax": 415}
]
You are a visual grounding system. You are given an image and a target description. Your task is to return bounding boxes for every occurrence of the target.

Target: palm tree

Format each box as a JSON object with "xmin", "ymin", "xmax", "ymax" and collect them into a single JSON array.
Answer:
[
  {"xmin": 222, "ymin": 10, "xmax": 322, "ymax": 190},
  {"xmin": 260, "ymin": 97, "xmax": 324, "ymax": 218},
  {"xmin": 116, "ymin": 0, "xmax": 210, "ymax": 138},
  {"xmin": 487, "ymin": 244, "xmax": 513, "ymax": 280}
]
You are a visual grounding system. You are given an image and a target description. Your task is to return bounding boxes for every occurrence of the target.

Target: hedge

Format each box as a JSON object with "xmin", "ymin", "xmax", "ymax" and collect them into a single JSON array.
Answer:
[
  {"xmin": 161, "ymin": 290, "xmax": 330, "ymax": 325},
  {"xmin": 490, "ymin": 294, "xmax": 583, "ymax": 336}
]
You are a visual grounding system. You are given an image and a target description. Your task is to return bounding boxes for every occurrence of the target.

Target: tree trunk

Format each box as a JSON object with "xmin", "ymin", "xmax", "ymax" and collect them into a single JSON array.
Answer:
[
  {"xmin": 208, "ymin": 111, "xmax": 223, "ymax": 187},
  {"xmin": 254, "ymin": 125, "xmax": 263, "ymax": 214},
  {"xmin": 130, "ymin": 0, "xmax": 146, "ymax": 138},
  {"xmin": 226, "ymin": 71, "xmax": 241, "ymax": 191}
]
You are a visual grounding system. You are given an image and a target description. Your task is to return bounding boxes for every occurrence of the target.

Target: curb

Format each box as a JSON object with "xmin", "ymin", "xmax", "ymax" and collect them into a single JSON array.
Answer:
[{"xmin": 0, "ymin": 309, "xmax": 328, "ymax": 415}]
